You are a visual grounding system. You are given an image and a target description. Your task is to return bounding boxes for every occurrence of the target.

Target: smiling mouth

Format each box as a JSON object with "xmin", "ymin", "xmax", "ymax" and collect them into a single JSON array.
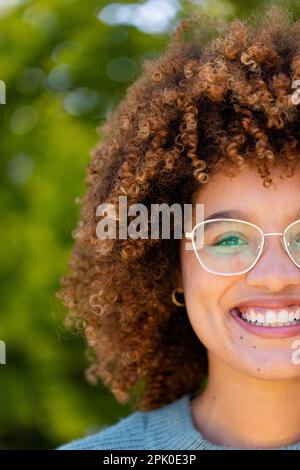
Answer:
[{"xmin": 230, "ymin": 305, "xmax": 300, "ymax": 328}]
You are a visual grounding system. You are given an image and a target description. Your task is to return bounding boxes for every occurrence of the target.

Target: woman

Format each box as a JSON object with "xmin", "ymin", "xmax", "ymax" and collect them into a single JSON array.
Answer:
[{"xmin": 57, "ymin": 4, "xmax": 300, "ymax": 449}]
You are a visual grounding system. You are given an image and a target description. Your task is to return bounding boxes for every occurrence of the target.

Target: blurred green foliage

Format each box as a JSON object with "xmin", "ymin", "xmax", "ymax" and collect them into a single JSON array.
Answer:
[{"xmin": 0, "ymin": 0, "xmax": 291, "ymax": 450}]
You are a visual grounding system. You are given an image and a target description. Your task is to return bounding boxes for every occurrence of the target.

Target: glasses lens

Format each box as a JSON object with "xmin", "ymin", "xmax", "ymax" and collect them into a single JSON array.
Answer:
[
  {"xmin": 193, "ymin": 219, "xmax": 263, "ymax": 274},
  {"xmin": 284, "ymin": 221, "xmax": 300, "ymax": 267}
]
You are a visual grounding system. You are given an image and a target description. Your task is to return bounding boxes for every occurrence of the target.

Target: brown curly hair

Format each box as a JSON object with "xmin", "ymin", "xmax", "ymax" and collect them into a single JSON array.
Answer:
[{"xmin": 57, "ymin": 4, "xmax": 300, "ymax": 411}]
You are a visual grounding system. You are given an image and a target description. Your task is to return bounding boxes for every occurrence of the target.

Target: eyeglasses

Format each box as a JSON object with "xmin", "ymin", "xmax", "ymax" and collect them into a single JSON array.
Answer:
[{"xmin": 185, "ymin": 218, "xmax": 300, "ymax": 276}]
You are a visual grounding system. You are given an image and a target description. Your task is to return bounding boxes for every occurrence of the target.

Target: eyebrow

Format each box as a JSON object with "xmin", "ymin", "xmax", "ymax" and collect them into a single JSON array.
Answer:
[
  {"xmin": 204, "ymin": 210, "xmax": 253, "ymax": 222},
  {"xmin": 203, "ymin": 208, "xmax": 300, "ymax": 224}
]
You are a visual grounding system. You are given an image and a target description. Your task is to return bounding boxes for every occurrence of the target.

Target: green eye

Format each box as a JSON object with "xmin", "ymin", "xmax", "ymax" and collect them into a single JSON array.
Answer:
[
  {"xmin": 214, "ymin": 234, "xmax": 247, "ymax": 247},
  {"xmin": 287, "ymin": 234, "xmax": 300, "ymax": 247}
]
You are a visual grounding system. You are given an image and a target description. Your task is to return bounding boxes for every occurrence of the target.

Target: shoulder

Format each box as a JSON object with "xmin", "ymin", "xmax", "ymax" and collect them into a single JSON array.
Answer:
[
  {"xmin": 57, "ymin": 393, "xmax": 192, "ymax": 450},
  {"xmin": 57, "ymin": 410, "xmax": 146, "ymax": 450}
]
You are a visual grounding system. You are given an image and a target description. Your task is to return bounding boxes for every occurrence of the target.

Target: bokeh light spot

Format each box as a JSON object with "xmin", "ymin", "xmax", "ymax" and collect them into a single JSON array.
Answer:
[
  {"xmin": 7, "ymin": 153, "xmax": 34, "ymax": 184},
  {"xmin": 10, "ymin": 106, "xmax": 38, "ymax": 135},
  {"xmin": 63, "ymin": 87, "xmax": 100, "ymax": 116}
]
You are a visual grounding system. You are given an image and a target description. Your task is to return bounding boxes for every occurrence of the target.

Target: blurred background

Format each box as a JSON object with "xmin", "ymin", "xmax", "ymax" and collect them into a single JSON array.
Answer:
[{"xmin": 0, "ymin": 0, "xmax": 288, "ymax": 450}]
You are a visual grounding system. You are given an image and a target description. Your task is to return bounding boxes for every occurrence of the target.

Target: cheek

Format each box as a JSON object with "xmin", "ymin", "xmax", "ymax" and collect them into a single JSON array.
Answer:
[{"xmin": 180, "ymin": 243, "xmax": 228, "ymax": 345}]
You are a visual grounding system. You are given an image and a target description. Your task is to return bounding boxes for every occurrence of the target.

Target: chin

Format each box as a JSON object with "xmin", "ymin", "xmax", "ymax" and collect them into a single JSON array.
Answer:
[{"xmin": 235, "ymin": 351, "xmax": 300, "ymax": 381}]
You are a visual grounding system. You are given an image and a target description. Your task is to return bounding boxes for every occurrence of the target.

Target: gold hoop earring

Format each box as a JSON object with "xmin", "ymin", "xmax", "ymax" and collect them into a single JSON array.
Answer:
[{"xmin": 171, "ymin": 287, "xmax": 185, "ymax": 307}]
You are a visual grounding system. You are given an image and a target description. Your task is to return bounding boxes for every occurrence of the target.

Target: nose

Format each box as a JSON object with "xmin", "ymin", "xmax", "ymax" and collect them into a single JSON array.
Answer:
[{"xmin": 246, "ymin": 235, "xmax": 300, "ymax": 291}]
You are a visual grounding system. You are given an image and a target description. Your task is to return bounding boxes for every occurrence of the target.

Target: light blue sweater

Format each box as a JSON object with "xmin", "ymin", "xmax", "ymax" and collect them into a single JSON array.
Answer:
[{"xmin": 58, "ymin": 392, "xmax": 300, "ymax": 450}]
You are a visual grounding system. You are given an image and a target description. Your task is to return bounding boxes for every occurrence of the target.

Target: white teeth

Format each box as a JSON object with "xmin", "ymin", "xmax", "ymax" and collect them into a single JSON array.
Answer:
[
  {"xmin": 256, "ymin": 313, "xmax": 264, "ymax": 323},
  {"xmin": 266, "ymin": 311, "xmax": 276, "ymax": 323},
  {"xmin": 250, "ymin": 309, "xmax": 256, "ymax": 322},
  {"xmin": 278, "ymin": 310, "xmax": 289, "ymax": 323},
  {"xmin": 237, "ymin": 306, "xmax": 300, "ymax": 327}
]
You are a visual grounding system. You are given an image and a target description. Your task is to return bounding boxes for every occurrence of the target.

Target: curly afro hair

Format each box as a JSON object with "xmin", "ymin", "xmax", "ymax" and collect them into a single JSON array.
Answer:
[{"xmin": 57, "ymin": 4, "xmax": 300, "ymax": 411}]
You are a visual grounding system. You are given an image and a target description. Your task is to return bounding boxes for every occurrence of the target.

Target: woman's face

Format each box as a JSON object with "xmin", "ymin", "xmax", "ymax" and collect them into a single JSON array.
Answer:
[{"xmin": 180, "ymin": 164, "xmax": 300, "ymax": 380}]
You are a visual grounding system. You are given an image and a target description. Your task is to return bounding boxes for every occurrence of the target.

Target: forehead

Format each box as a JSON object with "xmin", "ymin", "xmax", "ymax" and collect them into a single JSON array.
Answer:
[{"xmin": 192, "ymin": 165, "xmax": 300, "ymax": 224}]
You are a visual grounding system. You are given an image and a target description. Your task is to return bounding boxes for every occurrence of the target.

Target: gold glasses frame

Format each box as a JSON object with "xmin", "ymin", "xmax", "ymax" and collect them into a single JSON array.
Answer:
[{"xmin": 185, "ymin": 217, "xmax": 300, "ymax": 276}]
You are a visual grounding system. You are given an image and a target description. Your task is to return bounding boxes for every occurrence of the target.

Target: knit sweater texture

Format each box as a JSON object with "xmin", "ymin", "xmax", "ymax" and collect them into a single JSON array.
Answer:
[{"xmin": 58, "ymin": 392, "xmax": 300, "ymax": 450}]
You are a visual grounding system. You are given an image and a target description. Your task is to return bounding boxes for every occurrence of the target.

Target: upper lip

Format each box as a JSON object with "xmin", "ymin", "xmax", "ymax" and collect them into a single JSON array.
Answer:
[{"xmin": 231, "ymin": 296, "xmax": 300, "ymax": 309}]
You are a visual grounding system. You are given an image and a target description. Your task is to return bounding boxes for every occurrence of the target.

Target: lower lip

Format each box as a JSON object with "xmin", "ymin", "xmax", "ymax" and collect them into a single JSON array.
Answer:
[{"xmin": 229, "ymin": 307, "xmax": 300, "ymax": 339}]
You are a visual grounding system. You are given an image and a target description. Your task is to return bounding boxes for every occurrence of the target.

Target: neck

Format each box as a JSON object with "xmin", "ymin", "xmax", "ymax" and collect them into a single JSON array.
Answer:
[{"xmin": 191, "ymin": 354, "xmax": 300, "ymax": 449}]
